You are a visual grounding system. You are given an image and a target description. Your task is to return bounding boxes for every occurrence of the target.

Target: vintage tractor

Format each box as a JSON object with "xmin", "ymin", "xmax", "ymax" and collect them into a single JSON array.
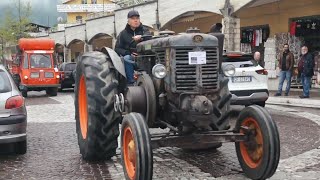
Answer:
[{"xmin": 74, "ymin": 29, "xmax": 280, "ymax": 180}]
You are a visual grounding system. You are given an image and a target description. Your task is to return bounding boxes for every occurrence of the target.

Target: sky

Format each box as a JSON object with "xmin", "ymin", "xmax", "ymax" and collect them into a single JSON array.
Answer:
[{"xmin": 0, "ymin": 0, "xmax": 66, "ymax": 27}]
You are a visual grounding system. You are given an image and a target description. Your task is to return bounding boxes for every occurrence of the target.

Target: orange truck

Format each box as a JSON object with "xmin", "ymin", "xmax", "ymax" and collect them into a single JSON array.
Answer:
[{"xmin": 11, "ymin": 38, "xmax": 60, "ymax": 97}]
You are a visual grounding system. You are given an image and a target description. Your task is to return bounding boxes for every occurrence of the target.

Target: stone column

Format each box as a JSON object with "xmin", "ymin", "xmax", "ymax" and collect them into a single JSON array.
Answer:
[
  {"xmin": 64, "ymin": 47, "xmax": 72, "ymax": 63},
  {"xmin": 112, "ymin": 37, "xmax": 117, "ymax": 49},
  {"xmin": 222, "ymin": 16, "xmax": 240, "ymax": 52},
  {"xmin": 85, "ymin": 44, "xmax": 93, "ymax": 52},
  {"xmin": 264, "ymin": 38, "xmax": 279, "ymax": 90}
]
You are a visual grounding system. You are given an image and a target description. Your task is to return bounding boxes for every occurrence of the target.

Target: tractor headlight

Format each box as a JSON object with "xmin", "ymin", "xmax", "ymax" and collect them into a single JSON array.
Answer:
[
  {"xmin": 223, "ymin": 64, "xmax": 236, "ymax": 77},
  {"xmin": 152, "ymin": 64, "xmax": 166, "ymax": 79}
]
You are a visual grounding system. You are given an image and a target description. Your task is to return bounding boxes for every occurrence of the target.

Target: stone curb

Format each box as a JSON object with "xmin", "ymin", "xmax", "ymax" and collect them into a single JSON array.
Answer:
[{"xmin": 266, "ymin": 97, "xmax": 320, "ymax": 109}]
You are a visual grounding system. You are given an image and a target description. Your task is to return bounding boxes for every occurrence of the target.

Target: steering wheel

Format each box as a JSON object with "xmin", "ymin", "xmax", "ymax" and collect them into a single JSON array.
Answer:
[{"xmin": 130, "ymin": 35, "xmax": 153, "ymax": 45}]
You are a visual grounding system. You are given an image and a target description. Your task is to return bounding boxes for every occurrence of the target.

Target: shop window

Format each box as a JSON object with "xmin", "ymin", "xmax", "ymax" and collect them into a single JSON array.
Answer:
[
  {"xmin": 82, "ymin": 0, "xmax": 87, "ymax": 4},
  {"xmin": 91, "ymin": 0, "xmax": 97, "ymax": 4},
  {"xmin": 290, "ymin": 16, "xmax": 320, "ymax": 53}
]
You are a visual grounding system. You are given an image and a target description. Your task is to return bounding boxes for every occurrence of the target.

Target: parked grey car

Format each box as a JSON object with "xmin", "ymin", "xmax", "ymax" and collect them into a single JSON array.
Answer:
[{"xmin": 0, "ymin": 65, "xmax": 27, "ymax": 154}]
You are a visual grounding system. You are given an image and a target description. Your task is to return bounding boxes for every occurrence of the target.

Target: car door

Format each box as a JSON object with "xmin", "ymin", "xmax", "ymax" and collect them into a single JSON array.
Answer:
[{"xmin": 0, "ymin": 70, "xmax": 13, "ymax": 118}]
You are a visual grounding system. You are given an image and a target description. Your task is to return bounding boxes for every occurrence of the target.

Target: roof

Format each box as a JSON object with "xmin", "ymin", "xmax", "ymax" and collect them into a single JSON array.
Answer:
[
  {"xmin": 62, "ymin": 0, "xmax": 72, "ymax": 4},
  {"xmin": 28, "ymin": 23, "xmax": 50, "ymax": 29}
]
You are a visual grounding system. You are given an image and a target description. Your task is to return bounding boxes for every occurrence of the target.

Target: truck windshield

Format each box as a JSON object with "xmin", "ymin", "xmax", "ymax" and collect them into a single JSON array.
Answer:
[{"xmin": 30, "ymin": 54, "xmax": 52, "ymax": 68}]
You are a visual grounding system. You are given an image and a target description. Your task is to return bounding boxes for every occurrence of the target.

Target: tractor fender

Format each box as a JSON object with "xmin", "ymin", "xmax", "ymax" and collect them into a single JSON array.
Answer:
[{"xmin": 101, "ymin": 47, "xmax": 126, "ymax": 79}]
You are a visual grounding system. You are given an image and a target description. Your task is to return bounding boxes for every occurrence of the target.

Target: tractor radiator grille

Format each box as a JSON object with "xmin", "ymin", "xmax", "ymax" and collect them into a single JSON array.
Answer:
[
  {"xmin": 154, "ymin": 49, "xmax": 165, "ymax": 64},
  {"xmin": 174, "ymin": 47, "xmax": 219, "ymax": 92}
]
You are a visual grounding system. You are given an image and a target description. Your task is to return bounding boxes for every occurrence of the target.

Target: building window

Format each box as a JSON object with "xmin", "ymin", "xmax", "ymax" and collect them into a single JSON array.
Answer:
[
  {"xmin": 91, "ymin": 0, "xmax": 97, "ymax": 4},
  {"xmin": 76, "ymin": 16, "xmax": 83, "ymax": 24},
  {"xmin": 82, "ymin": 0, "xmax": 87, "ymax": 4}
]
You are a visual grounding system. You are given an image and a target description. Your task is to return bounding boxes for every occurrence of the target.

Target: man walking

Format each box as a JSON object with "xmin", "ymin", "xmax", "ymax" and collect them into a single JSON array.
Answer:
[
  {"xmin": 298, "ymin": 45, "xmax": 315, "ymax": 98},
  {"xmin": 115, "ymin": 10, "xmax": 149, "ymax": 84},
  {"xmin": 275, "ymin": 43, "xmax": 294, "ymax": 96}
]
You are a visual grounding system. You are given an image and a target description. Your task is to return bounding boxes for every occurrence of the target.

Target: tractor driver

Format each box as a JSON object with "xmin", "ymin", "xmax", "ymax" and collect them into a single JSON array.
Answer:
[{"xmin": 115, "ymin": 10, "xmax": 150, "ymax": 85}]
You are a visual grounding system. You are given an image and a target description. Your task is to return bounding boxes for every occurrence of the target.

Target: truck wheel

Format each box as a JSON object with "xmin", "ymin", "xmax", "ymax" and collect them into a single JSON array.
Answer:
[
  {"xmin": 15, "ymin": 140, "xmax": 27, "ymax": 154},
  {"xmin": 46, "ymin": 87, "xmax": 58, "ymax": 96},
  {"xmin": 235, "ymin": 105, "xmax": 280, "ymax": 180},
  {"xmin": 22, "ymin": 90, "xmax": 28, "ymax": 98},
  {"xmin": 75, "ymin": 52, "xmax": 121, "ymax": 161},
  {"xmin": 121, "ymin": 113, "xmax": 153, "ymax": 180}
]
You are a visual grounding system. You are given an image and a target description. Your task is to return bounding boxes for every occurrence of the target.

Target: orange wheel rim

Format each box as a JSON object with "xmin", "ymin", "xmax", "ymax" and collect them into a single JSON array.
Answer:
[
  {"xmin": 123, "ymin": 126, "xmax": 136, "ymax": 180},
  {"xmin": 240, "ymin": 117, "xmax": 263, "ymax": 168},
  {"xmin": 79, "ymin": 75, "xmax": 88, "ymax": 139}
]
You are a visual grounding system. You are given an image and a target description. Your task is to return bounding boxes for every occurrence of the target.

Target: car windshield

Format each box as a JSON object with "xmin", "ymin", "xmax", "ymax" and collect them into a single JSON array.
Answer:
[
  {"xmin": 0, "ymin": 71, "xmax": 12, "ymax": 93},
  {"xmin": 223, "ymin": 55, "xmax": 258, "ymax": 68},
  {"xmin": 30, "ymin": 54, "xmax": 52, "ymax": 68},
  {"xmin": 65, "ymin": 63, "xmax": 76, "ymax": 71}
]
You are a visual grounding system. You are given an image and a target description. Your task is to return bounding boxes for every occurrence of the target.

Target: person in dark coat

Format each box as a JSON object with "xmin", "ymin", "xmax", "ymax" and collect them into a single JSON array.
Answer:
[
  {"xmin": 298, "ymin": 45, "xmax": 315, "ymax": 98},
  {"xmin": 275, "ymin": 43, "xmax": 294, "ymax": 96},
  {"xmin": 115, "ymin": 10, "xmax": 149, "ymax": 84}
]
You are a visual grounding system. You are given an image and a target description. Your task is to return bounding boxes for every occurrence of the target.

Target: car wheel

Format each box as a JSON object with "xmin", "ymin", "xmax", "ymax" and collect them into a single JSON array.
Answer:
[
  {"xmin": 22, "ymin": 90, "xmax": 28, "ymax": 98},
  {"xmin": 15, "ymin": 140, "xmax": 27, "ymax": 154},
  {"xmin": 46, "ymin": 87, "xmax": 58, "ymax": 96}
]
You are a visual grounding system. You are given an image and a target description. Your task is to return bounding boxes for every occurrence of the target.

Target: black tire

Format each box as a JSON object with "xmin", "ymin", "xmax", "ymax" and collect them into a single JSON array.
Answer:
[
  {"xmin": 21, "ymin": 90, "xmax": 28, "ymax": 98},
  {"xmin": 46, "ymin": 87, "xmax": 58, "ymax": 96},
  {"xmin": 235, "ymin": 105, "xmax": 280, "ymax": 180},
  {"xmin": 137, "ymin": 73, "xmax": 156, "ymax": 127},
  {"xmin": 211, "ymin": 77, "xmax": 232, "ymax": 131},
  {"xmin": 15, "ymin": 140, "xmax": 27, "ymax": 154},
  {"xmin": 75, "ymin": 52, "xmax": 121, "ymax": 161},
  {"xmin": 255, "ymin": 101, "xmax": 266, "ymax": 107},
  {"xmin": 59, "ymin": 85, "xmax": 63, "ymax": 92},
  {"xmin": 121, "ymin": 113, "xmax": 153, "ymax": 180}
]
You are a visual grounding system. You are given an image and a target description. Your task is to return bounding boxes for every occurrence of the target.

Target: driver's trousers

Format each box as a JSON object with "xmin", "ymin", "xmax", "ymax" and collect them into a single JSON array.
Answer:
[{"xmin": 123, "ymin": 55, "xmax": 135, "ymax": 84}]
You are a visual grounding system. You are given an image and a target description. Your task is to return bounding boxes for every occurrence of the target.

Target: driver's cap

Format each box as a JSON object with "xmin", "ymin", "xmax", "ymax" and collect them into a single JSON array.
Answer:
[{"xmin": 127, "ymin": 10, "xmax": 140, "ymax": 18}]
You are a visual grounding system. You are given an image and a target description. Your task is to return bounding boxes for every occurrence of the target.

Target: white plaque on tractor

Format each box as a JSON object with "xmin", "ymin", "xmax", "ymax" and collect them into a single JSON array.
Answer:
[{"xmin": 188, "ymin": 51, "xmax": 206, "ymax": 65}]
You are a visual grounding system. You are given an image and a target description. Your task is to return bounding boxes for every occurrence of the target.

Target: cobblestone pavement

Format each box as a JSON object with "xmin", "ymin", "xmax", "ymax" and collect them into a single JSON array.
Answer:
[{"xmin": 0, "ymin": 90, "xmax": 320, "ymax": 179}]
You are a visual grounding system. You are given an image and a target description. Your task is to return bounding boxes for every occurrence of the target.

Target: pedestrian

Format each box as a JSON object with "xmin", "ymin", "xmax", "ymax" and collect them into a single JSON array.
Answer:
[
  {"xmin": 298, "ymin": 45, "xmax": 315, "ymax": 98},
  {"xmin": 253, "ymin": 51, "xmax": 264, "ymax": 67},
  {"xmin": 115, "ymin": 10, "xmax": 150, "ymax": 84},
  {"xmin": 209, "ymin": 23, "xmax": 222, "ymax": 33},
  {"xmin": 275, "ymin": 43, "xmax": 294, "ymax": 96}
]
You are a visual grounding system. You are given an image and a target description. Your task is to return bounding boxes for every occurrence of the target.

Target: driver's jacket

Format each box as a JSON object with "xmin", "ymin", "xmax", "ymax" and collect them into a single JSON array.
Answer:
[{"xmin": 115, "ymin": 23, "xmax": 150, "ymax": 56}]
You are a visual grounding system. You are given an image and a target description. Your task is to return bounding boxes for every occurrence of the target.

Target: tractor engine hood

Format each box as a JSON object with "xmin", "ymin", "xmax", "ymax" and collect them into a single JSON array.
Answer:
[{"xmin": 137, "ymin": 33, "xmax": 219, "ymax": 52}]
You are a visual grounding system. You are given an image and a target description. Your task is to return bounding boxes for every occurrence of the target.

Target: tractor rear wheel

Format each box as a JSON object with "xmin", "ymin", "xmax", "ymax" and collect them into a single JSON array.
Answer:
[
  {"xmin": 235, "ymin": 105, "xmax": 280, "ymax": 180},
  {"xmin": 75, "ymin": 52, "xmax": 121, "ymax": 161},
  {"xmin": 121, "ymin": 113, "xmax": 153, "ymax": 180}
]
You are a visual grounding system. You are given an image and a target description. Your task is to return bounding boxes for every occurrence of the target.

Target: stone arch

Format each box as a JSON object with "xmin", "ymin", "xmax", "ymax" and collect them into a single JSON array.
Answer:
[
  {"xmin": 161, "ymin": 11, "xmax": 223, "ymax": 33},
  {"xmin": 67, "ymin": 39, "xmax": 85, "ymax": 62},
  {"xmin": 88, "ymin": 33, "xmax": 113, "ymax": 50},
  {"xmin": 55, "ymin": 43, "xmax": 65, "ymax": 63}
]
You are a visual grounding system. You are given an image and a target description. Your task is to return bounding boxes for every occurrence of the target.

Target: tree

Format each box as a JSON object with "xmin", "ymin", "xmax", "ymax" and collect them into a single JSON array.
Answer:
[
  {"xmin": 0, "ymin": 0, "xmax": 32, "ymax": 43},
  {"xmin": 0, "ymin": 0, "xmax": 32, "ymax": 65}
]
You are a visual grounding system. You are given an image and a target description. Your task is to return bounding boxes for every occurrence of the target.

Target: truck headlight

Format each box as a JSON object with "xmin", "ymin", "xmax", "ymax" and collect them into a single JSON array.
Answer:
[
  {"xmin": 223, "ymin": 64, "xmax": 235, "ymax": 77},
  {"xmin": 24, "ymin": 75, "xmax": 28, "ymax": 80},
  {"xmin": 152, "ymin": 64, "xmax": 166, "ymax": 79}
]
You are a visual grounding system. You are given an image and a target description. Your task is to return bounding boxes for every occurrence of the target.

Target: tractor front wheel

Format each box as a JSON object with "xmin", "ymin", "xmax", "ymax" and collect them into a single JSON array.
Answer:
[
  {"xmin": 121, "ymin": 113, "xmax": 153, "ymax": 180},
  {"xmin": 235, "ymin": 105, "xmax": 280, "ymax": 180},
  {"xmin": 75, "ymin": 52, "xmax": 121, "ymax": 161}
]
